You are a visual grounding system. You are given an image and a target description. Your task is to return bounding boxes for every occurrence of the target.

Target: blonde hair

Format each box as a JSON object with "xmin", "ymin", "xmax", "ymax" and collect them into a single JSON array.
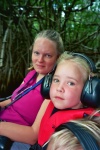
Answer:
[
  {"xmin": 57, "ymin": 51, "xmax": 92, "ymax": 82},
  {"xmin": 47, "ymin": 129, "xmax": 82, "ymax": 150},
  {"xmin": 47, "ymin": 110, "xmax": 100, "ymax": 150}
]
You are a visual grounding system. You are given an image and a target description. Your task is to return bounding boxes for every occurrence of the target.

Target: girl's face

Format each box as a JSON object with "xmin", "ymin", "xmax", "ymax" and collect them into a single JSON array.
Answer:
[
  {"xmin": 32, "ymin": 38, "xmax": 58, "ymax": 75},
  {"xmin": 50, "ymin": 60, "xmax": 85, "ymax": 109}
]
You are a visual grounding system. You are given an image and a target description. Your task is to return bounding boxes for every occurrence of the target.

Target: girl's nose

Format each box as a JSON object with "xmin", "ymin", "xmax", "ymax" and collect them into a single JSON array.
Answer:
[{"xmin": 56, "ymin": 83, "xmax": 64, "ymax": 92}]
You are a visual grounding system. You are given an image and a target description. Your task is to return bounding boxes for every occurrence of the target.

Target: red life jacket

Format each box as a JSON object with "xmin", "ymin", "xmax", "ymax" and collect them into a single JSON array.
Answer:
[{"xmin": 38, "ymin": 101, "xmax": 94, "ymax": 146}]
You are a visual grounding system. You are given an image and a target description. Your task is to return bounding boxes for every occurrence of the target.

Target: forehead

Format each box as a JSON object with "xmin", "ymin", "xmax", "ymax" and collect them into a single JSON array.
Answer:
[
  {"xmin": 58, "ymin": 59, "xmax": 82, "ymax": 70},
  {"xmin": 56, "ymin": 60, "xmax": 84, "ymax": 79}
]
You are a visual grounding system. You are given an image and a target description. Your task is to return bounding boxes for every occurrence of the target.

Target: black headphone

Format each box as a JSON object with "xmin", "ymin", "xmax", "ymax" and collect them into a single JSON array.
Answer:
[
  {"xmin": 41, "ymin": 52, "xmax": 100, "ymax": 108},
  {"xmin": 55, "ymin": 122, "xmax": 100, "ymax": 150},
  {"xmin": 41, "ymin": 65, "xmax": 56, "ymax": 99}
]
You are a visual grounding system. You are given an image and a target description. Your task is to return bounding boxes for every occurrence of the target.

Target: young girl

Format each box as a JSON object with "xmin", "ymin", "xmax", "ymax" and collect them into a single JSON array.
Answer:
[{"xmin": 29, "ymin": 51, "xmax": 100, "ymax": 150}]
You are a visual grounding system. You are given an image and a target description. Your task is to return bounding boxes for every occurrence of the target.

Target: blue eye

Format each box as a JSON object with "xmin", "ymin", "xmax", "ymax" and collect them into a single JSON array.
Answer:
[
  {"xmin": 67, "ymin": 82, "xmax": 75, "ymax": 86},
  {"xmin": 52, "ymin": 78, "xmax": 59, "ymax": 83}
]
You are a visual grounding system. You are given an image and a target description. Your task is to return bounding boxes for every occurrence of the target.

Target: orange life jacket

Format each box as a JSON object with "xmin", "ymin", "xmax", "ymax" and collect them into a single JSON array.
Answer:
[{"xmin": 38, "ymin": 101, "xmax": 94, "ymax": 146}]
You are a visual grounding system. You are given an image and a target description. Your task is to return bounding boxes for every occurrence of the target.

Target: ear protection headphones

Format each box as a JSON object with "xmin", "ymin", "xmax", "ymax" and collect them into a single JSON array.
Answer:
[
  {"xmin": 55, "ymin": 122, "xmax": 100, "ymax": 150},
  {"xmin": 41, "ymin": 52, "xmax": 100, "ymax": 108},
  {"xmin": 41, "ymin": 65, "xmax": 56, "ymax": 99}
]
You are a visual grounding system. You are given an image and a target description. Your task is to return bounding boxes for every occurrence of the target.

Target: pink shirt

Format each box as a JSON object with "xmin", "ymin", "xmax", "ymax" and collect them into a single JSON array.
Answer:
[{"xmin": 0, "ymin": 70, "xmax": 44, "ymax": 126}]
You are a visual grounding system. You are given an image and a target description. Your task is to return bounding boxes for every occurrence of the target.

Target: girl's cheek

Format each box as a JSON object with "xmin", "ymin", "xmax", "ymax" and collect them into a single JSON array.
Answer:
[
  {"xmin": 50, "ymin": 86, "xmax": 54, "ymax": 97},
  {"xmin": 50, "ymin": 84, "xmax": 55, "ymax": 92}
]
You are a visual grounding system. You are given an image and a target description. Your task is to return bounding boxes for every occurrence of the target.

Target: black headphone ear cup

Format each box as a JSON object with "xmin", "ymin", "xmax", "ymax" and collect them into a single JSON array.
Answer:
[
  {"xmin": 41, "ymin": 73, "xmax": 54, "ymax": 99},
  {"xmin": 81, "ymin": 77, "xmax": 100, "ymax": 108},
  {"xmin": 41, "ymin": 66, "xmax": 56, "ymax": 99},
  {"xmin": 41, "ymin": 65, "xmax": 56, "ymax": 99}
]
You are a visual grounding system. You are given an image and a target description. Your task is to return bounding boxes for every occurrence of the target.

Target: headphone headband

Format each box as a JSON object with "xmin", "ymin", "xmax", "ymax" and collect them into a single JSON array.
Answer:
[
  {"xmin": 56, "ymin": 122, "xmax": 100, "ymax": 150},
  {"xmin": 72, "ymin": 52, "xmax": 97, "ymax": 73}
]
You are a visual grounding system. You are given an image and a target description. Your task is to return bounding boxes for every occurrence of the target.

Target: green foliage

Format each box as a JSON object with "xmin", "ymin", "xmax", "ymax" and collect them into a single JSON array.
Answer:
[{"xmin": 0, "ymin": 0, "xmax": 100, "ymax": 95}]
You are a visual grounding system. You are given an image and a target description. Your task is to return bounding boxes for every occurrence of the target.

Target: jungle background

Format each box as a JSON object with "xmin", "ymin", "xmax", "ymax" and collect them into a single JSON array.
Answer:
[{"xmin": 0, "ymin": 0, "xmax": 100, "ymax": 97}]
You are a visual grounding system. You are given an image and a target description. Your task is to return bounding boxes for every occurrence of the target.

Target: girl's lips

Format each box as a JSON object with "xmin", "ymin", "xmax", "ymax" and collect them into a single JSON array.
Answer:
[{"xmin": 55, "ymin": 96, "xmax": 63, "ymax": 100}]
